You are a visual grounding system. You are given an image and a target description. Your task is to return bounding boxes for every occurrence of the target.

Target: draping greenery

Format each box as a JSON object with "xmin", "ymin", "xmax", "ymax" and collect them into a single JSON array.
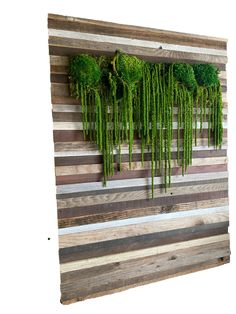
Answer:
[{"xmin": 69, "ymin": 51, "xmax": 223, "ymax": 197}]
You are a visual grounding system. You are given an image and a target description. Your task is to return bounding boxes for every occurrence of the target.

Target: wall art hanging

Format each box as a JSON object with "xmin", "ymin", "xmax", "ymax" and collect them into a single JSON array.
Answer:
[{"xmin": 48, "ymin": 13, "xmax": 230, "ymax": 304}]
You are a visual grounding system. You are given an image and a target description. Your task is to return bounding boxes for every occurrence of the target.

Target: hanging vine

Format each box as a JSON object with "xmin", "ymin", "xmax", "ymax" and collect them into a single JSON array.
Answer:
[{"xmin": 69, "ymin": 52, "xmax": 223, "ymax": 198}]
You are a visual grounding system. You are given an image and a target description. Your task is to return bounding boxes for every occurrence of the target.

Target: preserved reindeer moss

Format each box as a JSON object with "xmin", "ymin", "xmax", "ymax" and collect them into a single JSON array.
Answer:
[
  {"xmin": 173, "ymin": 63, "xmax": 197, "ymax": 91},
  {"xmin": 69, "ymin": 54, "xmax": 101, "ymax": 87},
  {"xmin": 192, "ymin": 64, "xmax": 219, "ymax": 87},
  {"xmin": 69, "ymin": 52, "xmax": 223, "ymax": 198},
  {"xmin": 114, "ymin": 51, "xmax": 143, "ymax": 85}
]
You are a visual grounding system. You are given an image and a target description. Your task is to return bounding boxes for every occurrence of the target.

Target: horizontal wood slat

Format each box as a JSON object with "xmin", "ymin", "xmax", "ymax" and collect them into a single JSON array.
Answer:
[
  {"xmin": 48, "ymin": 13, "xmax": 229, "ymax": 304},
  {"xmin": 48, "ymin": 14, "xmax": 227, "ymax": 50}
]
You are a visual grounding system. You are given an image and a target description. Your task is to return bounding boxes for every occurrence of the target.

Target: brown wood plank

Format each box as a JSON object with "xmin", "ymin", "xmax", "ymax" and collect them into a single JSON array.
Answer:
[
  {"xmin": 58, "ymin": 190, "xmax": 228, "ymax": 225},
  {"xmin": 58, "ymin": 197, "xmax": 228, "ymax": 227},
  {"xmin": 53, "ymin": 129, "xmax": 228, "ymax": 142},
  {"xmin": 48, "ymin": 37, "xmax": 227, "ymax": 64},
  {"xmin": 60, "ymin": 242, "xmax": 229, "ymax": 303},
  {"xmin": 59, "ymin": 223, "xmax": 228, "ymax": 263},
  {"xmin": 55, "ymin": 164, "xmax": 227, "ymax": 185},
  {"xmin": 48, "ymin": 14, "xmax": 227, "ymax": 50},
  {"xmin": 57, "ymin": 181, "xmax": 227, "ymax": 210},
  {"xmin": 54, "ymin": 149, "xmax": 227, "ymax": 166}
]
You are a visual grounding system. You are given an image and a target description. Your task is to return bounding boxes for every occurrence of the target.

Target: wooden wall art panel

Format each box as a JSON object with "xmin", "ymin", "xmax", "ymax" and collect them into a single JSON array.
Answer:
[{"xmin": 48, "ymin": 13, "xmax": 230, "ymax": 304}]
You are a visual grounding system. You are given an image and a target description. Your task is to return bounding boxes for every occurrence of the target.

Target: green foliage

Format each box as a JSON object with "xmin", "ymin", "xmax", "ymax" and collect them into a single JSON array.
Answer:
[
  {"xmin": 192, "ymin": 64, "xmax": 219, "ymax": 87},
  {"xmin": 173, "ymin": 63, "xmax": 197, "ymax": 91},
  {"xmin": 114, "ymin": 51, "xmax": 143, "ymax": 87},
  {"xmin": 68, "ymin": 52, "xmax": 223, "ymax": 198},
  {"xmin": 69, "ymin": 54, "xmax": 101, "ymax": 87}
]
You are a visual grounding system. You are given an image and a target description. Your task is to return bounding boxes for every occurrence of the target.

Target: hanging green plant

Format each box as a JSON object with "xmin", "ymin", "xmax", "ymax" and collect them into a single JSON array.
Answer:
[
  {"xmin": 192, "ymin": 63, "xmax": 222, "ymax": 147},
  {"xmin": 112, "ymin": 50, "xmax": 144, "ymax": 167},
  {"xmin": 68, "ymin": 52, "xmax": 223, "ymax": 198}
]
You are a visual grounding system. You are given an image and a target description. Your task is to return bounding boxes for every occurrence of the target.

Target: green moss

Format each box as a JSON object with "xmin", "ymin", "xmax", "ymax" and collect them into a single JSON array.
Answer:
[
  {"xmin": 114, "ymin": 51, "xmax": 143, "ymax": 86},
  {"xmin": 192, "ymin": 64, "xmax": 219, "ymax": 87},
  {"xmin": 173, "ymin": 63, "xmax": 197, "ymax": 91},
  {"xmin": 69, "ymin": 54, "xmax": 101, "ymax": 87}
]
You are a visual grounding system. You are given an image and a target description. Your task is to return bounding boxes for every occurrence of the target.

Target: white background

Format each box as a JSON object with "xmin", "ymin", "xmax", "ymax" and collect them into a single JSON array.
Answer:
[{"xmin": 0, "ymin": 0, "xmax": 235, "ymax": 313}]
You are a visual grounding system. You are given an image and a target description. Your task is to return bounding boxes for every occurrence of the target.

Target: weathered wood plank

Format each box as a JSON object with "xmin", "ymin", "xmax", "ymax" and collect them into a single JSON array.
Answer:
[
  {"xmin": 58, "ymin": 197, "xmax": 228, "ymax": 228},
  {"xmin": 61, "ymin": 256, "xmax": 230, "ymax": 304},
  {"xmin": 58, "ymin": 191, "xmax": 229, "ymax": 231},
  {"xmin": 56, "ymin": 164, "xmax": 227, "ymax": 185},
  {"xmin": 52, "ymin": 111, "xmax": 227, "ymax": 124},
  {"xmin": 53, "ymin": 129, "xmax": 228, "ymax": 143},
  {"xmin": 54, "ymin": 149, "xmax": 227, "ymax": 166},
  {"xmin": 55, "ymin": 157, "xmax": 227, "ymax": 176},
  {"xmin": 48, "ymin": 36, "xmax": 227, "ymax": 64},
  {"xmin": 60, "ymin": 234, "xmax": 229, "ymax": 272},
  {"xmin": 48, "ymin": 14, "xmax": 227, "ymax": 50},
  {"xmin": 59, "ymin": 208, "xmax": 228, "ymax": 247},
  {"xmin": 59, "ymin": 223, "xmax": 228, "ymax": 263},
  {"xmin": 60, "ymin": 242, "xmax": 229, "ymax": 303},
  {"xmin": 57, "ymin": 181, "xmax": 227, "ymax": 210},
  {"xmin": 48, "ymin": 29, "xmax": 227, "ymax": 58},
  {"xmin": 56, "ymin": 171, "xmax": 228, "ymax": 194}
]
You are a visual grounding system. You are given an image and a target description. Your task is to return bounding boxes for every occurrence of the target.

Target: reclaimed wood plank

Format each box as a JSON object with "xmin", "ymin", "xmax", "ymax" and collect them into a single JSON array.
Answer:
[
  {"xmin": 60, "ymin": 234, "xmax": 229, "ymax": 272},
  {"xmin": 61, "ymin": 256, "xmax": 230, "ymax": 304},
  {"xmin": 48, "ymin": 29, "xmax": 227, "ymax": 57},
  {"xmin": 59, "ymin": 208, "xmax": 228, "ymax": 247},
  {"xmin": 58, "ymin": 197, "xmax": 228, "ymax": 228},
  {"xmin": 48, "ymin": 14, "xmax": 227, "ymax": 50},
  {"xmin": 48, "ymin": 36, "xmax": 227, "ymax": 64},
  {"xmin": 59, "ymin": 223, "xmax": 228, "ymax": 263}
]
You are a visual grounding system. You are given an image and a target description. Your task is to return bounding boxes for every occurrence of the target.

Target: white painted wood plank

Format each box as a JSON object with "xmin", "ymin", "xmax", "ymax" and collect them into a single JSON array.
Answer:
[
  {"xmin": 52, "ymin": 104, "xmax": 228, "ymax": 115},
  {"xmin": 56, "ymin": 171, "xmax": 228, "ymax": 194},
  {"xmin": 53, "ymin": 121, "xmax": 228, "ymax": 130},
  {"xmin": 58, "ymin": 205, "xmax": 228, "ymax": 235},
  {"xmin": 48, "ymin": 29, "xmax": 227, "ymax": 57}
]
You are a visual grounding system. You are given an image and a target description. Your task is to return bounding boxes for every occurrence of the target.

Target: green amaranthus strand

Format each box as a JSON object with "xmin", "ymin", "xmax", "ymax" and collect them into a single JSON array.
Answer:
[
  {"xmin": 69, "ymin": 53, "xmax": 223, "ymax": 199},
  {"xmin": 167, "ymin": 64, "xmax": 174, "ymax": 187},
  {"xmin": 151, "ymin": 65, "xmax": 157, "ymax": 198},
  {"xmin": 215, "ymin": 82, "xmax": 223, "ymax": 147}
]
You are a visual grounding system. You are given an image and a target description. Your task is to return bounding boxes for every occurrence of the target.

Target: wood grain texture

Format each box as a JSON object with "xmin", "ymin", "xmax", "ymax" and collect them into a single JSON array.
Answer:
[
  {"xmin": 48, "ymin": 14, "xmax": 227, "ymax": 49},
  {"xmin": 48, "ymin": 13, "xmax": 229, "ymax": 304}
]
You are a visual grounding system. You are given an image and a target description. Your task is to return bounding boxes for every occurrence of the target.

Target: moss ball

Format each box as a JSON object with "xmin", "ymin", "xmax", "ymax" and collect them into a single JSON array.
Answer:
[
  {"xmin": 192, "ymin": 64, "xmax": 219, "ymax": 87},
  {"xmin": 116, "ymin": 52, "xmax": 143, "ymax": 85},
  {"xmin": 173, "ymin": 63, "xmax": 197, "ymax": 91},
  {"xmin": 69, "ymin": 54, "xmax": 101, "ymax": 87}
]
